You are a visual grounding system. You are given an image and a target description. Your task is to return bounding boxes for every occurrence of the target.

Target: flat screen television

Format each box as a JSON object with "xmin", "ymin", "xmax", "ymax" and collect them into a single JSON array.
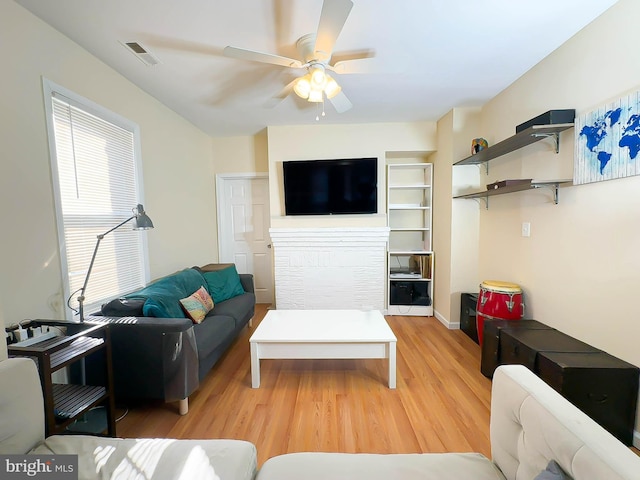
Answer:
[{"xmin": 283, "ymin": 157, "xmax": 377, "ymax": 215}]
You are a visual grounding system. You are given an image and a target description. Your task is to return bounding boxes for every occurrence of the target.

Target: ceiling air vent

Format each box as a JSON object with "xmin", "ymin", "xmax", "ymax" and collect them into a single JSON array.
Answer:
[{"xmin": 121, "ymin": 41, "xmax": 160, "ymax": 66}]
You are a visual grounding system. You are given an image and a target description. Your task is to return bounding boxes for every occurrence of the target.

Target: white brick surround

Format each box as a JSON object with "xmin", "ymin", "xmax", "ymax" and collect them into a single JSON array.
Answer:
[{"xmin": 269, "ymin": 227, "xmax": 390, "ymax": 311}]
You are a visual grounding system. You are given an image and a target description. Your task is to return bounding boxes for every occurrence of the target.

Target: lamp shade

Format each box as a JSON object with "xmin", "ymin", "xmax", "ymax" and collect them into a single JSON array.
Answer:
[
  {"xmin": 308, "ymin": 89, "xmax": 323, "ymax": 103},
  {"xmin": 324, "ymin": 75, "xmax": 341, "ymax": 99},
  {"xmin": 293, "ymin": 75, "xmax": 311, "ymax": 99},
  {"xmin": 133, "ymin": 204, "xmax": 154, "ymax": 230}
]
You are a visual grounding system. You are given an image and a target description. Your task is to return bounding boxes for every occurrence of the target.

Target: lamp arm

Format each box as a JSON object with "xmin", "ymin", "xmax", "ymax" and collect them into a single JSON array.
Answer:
[
  {"xmin": 99, "ymin": 214, "xmax": 137, "ymax": 238},
  {"xmin": 76, "ymin": 214, "xmax": 136, "ymax": 321}
]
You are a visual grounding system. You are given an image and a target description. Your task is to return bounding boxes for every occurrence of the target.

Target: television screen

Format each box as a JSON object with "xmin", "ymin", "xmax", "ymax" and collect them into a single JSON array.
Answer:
[{"xmin": 283, "ymin": 158, "xmax": 377, "ymax": 215}]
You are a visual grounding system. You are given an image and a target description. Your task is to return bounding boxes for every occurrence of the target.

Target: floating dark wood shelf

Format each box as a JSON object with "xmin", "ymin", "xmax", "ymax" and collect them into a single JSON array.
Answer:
[
  {"xmin": 454, "ymin": 180, "xmax": 572, "ymax": 208},
  {"xmin": 454, "ymin": 123, "xmax": 574, "ymax": 167}
]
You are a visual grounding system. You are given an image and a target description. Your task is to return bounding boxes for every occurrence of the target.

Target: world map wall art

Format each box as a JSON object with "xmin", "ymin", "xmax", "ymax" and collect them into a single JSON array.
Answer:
[{"xmin": 574, "ymin": 90, "xmax": 640, "ymax": 185}]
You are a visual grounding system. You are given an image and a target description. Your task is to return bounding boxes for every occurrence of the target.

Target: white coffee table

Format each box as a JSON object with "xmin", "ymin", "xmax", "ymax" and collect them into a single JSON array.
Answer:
[{"xmin": 249, "ymin": 309, "xmax": 397, "ymax": 389}]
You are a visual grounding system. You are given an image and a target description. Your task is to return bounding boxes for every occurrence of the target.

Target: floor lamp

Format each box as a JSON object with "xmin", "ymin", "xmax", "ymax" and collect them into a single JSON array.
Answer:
[{"xmin": 73, "ymin": 204, "xmax": 154, "ymax": 322}]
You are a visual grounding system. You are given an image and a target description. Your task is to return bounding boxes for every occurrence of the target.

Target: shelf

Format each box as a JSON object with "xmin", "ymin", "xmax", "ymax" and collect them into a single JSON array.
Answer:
[
  {"xmin": 389, "ymin": 276, "xmax": 431, "ymax": 282},
  {"xmin": 389, "ymin": 250, "xmax": 433, "ymax": 255},
  {"xmin": 52, "ymin": 384, "xmax": 107, "ymax": 420},
  {"xmin": 454, "ymin": 180, "xmax": 572, "ymax": 208},
  {"xmin": 389, "ymin": 204, "xmax": 430, "ymax": 210},
  {"xmin": 454, "ymin": 123, "xmax": 574, "ymax": 168},
  {"xmin": 389, "ymin": 184, "xmax": 431, "ymax": 189},
  {"xmin": 390, "ymin": 227, "xmax": 430, "ymax": 232},
  {"xmin": 387, "ymin": 162, "xmax": 432, "ymax": 168},
  {"xmin": 10, "ymin": 326, "xmax": 106, "ymax": 373},
  {"xmin": 50, "ymin": 337, "xmax": 104, "ymax": 371}
]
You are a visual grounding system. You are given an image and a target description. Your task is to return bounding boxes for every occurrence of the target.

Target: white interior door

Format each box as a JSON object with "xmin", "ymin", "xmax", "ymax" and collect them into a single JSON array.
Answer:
[{"xmin": 216, "ymin": 174, "xmax": 273, "ymax": 304}]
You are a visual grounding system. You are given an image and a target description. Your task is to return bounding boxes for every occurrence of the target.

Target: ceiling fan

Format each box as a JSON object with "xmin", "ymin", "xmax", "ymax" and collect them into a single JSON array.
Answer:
[{"xmin": 223, "ymin": 0, "xmax": 375, "ymax": 113}]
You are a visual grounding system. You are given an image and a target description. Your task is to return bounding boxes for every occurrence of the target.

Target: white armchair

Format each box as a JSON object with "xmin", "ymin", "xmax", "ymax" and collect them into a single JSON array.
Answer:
[{"xmin": 0, "ymin": 358, "xmax": 257, "ymax": 480}]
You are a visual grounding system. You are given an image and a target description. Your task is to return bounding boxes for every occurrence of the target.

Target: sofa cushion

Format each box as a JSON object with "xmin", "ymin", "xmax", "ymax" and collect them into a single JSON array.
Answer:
[
  {"xmin": 193, "ymin": 315, "xmax": 235, "ymax": 359},
  {"xmin": 31, "ymin": 436, "xmax": 257, "ymax": 480},
  {"xmin": 202, "ymin": 265, "xmax": 245, "ymax": 303},
  {"xmin": 126, "ymin": 268, "xmax": 208, "ymax": 318},
  {"xmin": 208, "ymin": 291, "xmax": 256, "ymax": 328},
  {"xmin": 256, "ymin": 452, "xmax": 506, "ymax": 480},
  {"xmin": 180, "ymin": 287, "xmax": 214, "ymax": 324}
]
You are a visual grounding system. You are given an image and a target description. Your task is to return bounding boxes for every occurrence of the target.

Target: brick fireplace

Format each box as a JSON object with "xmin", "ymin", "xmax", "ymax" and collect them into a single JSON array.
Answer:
[{"xmin": 269, "ymin": 227, "xmax": 390, "ymax": 311}]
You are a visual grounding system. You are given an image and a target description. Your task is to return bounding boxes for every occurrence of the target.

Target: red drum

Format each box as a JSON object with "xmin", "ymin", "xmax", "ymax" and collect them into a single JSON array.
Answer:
[{"xmin": 476, "ymin": 280, "xmax": 524, "ymax": 345}]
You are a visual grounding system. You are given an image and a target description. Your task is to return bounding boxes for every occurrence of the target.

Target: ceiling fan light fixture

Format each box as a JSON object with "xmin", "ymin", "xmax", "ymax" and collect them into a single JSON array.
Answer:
[
  {"xmin": 308, "ymin": 89, "xmax": 324, "ymax": 103},
  {"xmin": 324, "ymin": 75, "xmax": 341, "ymax": 99},
  {"xmin": 309, "ymin": 64, "xmax": 327, "ymax": 89},
  {"xmin": 293, "ymin": 75, "xmax": 312, "ymax": 99}
]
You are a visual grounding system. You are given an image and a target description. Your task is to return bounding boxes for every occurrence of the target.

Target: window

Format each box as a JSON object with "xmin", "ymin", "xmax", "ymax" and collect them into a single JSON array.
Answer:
[{"xmin": 44, "ymin": 80, "xmax": 149, "ymax": 320}]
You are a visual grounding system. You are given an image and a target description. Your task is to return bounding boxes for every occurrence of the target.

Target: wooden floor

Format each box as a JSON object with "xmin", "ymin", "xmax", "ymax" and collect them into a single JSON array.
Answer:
[{"xmin": 116, "ymin": 304, "xmax": 493, "ymax": 468}]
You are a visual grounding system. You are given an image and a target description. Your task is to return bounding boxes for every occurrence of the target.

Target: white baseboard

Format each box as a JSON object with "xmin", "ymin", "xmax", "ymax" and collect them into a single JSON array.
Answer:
[
  {"xmin": 634, "ymin": 429, "xmax": 640, "ymax": 449},
  {"xmin": 433, "ymin": 309, "xmax": 459, "ymax": 330}
]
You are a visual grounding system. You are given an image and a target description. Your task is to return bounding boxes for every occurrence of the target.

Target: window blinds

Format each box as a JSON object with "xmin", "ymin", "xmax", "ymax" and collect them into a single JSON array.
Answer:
[{"xmin": 50, "ymin": 93, "xmax": 147, "ymax": 317}]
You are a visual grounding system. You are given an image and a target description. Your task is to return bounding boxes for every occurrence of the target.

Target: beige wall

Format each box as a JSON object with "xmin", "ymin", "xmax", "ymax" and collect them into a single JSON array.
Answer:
[
  {"xmin": 462, "ymin": 0, "xmax": 640, "ymax": 437},
  {"xmin": 0, "ymin": 1, "xmax": 216, "ymax": 328},
  {"xmin": 212, "ymin": 130, "xmax": 269, "ymax": 174},
  {"xmin": 476, "ymin": 0, "xmax": 639, "ymax": 364},
  {"xmin": 266, "ymin": 122, "xmax": 437, "ymax": 229},
  {"xmin": 433, "ymin": 108, "xmax": 481, "ymax": 326}
]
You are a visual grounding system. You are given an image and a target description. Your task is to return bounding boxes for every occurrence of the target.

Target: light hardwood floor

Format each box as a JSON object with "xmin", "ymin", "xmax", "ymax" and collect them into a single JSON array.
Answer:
[{"xmin": 116, "ymin": 304, "xmax": 493, "ymax": 468}]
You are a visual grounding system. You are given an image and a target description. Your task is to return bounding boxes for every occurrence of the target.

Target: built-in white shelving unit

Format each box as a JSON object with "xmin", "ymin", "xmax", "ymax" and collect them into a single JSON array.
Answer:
[{"xmin": 387, "ymin": 163, "xmax": 433, "ymax": 316}]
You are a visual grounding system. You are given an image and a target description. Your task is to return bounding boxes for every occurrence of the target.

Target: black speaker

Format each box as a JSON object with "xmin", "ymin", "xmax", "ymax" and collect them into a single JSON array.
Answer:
[
  {"xmin": 390, "ymin": 282, "xmax": 413, "ymax": 305},
  {"xmin": 460, "ymin": 292, "xmax": 479, "ymax": 344},
  {"xmin": 390, "ymin": 281, "xmax": 431, "ymax": 306}
]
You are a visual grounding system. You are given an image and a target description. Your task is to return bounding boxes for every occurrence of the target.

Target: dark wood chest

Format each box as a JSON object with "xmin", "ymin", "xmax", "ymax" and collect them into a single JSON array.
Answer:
[
  {"xmin": 480, "ymin": 319, "xmax": 552, "ymax": 378},
  {"xmin": 537, "ymin": 351, "xmax": 639, "ymax": 446}
]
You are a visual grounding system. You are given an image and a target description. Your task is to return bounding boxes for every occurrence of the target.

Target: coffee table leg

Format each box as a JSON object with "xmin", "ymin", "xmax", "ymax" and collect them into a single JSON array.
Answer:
[
  {"xmin": 388, "ymin": 341, "xmax": 397, "ymax": 389},
  {"xmin": 250, "ymin": 342, "xmax": 260, "ymax": 388}
]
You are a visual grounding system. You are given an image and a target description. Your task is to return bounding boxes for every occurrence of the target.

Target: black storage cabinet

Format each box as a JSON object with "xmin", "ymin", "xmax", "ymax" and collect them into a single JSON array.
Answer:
[
  {"xmin": 480, "ymin": 319, "xmax": 552, "ymax": 378},
  {"xmin": 537, "ymin": 351, "xmax": 639, "ymax": 445},
  {"xmin": 460, "ymin": 293, "xmax": 479, "ymax": 344},
  {"xmin": 500, "ymin": 328, "xmax": 600, "ymax": 372}
]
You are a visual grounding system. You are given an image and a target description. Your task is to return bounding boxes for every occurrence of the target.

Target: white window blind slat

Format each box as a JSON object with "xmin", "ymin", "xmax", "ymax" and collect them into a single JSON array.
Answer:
[{"xmin": 48, "ymin": 92, "xmax": 147, "ymax": 318}]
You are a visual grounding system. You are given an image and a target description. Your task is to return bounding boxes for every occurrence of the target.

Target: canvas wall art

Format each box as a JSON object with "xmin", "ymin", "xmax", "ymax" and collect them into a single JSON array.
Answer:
[{"xmin": 574, "ymin": 90, "xmax": 640, "ymax": 185}]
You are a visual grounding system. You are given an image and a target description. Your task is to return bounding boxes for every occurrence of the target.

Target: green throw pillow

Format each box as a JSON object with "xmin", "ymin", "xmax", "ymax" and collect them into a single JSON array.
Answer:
[{"xmin": 202, "ymin": 265, "xmax": 245, "ymax": 303}]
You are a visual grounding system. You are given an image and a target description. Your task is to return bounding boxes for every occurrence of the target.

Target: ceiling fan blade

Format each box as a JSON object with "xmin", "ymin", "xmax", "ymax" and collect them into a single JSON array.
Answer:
[
  {"xmin": 329, "ymin": 49, "xmax": 375, "ymax": 65},
  {"xmin": 332, "ymin": 55, "xmax": 406, "ymax": 75},
  {"xmin": 328, "ymin": 90, "xmax": 352, "ymax": 113},
  {"xmin": 331, "ymin": 57, "xmax": 382, "ymax": 75},
  {"xmin": 224, "ymin": 46, "xmax": 303, "ymax": 69},
  {"xmin": 314, "ymin": 0, "xmax": 354, "ymax": 62},
  {"xmin": 264, "ymin": 78, "xmax": 298, "ymax": 108}
]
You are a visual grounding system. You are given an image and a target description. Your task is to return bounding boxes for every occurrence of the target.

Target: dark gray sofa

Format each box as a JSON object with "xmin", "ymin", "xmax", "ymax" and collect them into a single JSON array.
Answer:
[{"xmin": 79, "ymin": 264, "xmax": 255, "ymax": 414}]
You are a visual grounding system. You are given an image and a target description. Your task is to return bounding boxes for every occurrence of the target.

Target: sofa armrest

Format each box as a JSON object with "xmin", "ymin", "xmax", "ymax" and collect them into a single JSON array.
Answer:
[
  {"xmin": 77, "ymin": 316, "xmax": 199, "ymax": 402},
  {"xmin": 240, "ymin": 274, "xmax": 254, "ymax": 294}
]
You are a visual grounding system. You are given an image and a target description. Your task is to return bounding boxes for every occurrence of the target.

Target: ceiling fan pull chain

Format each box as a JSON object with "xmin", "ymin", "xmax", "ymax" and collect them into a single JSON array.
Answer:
[{"xmin": 316, "ymin": 99, "xmax": 327, "ymax": 121}]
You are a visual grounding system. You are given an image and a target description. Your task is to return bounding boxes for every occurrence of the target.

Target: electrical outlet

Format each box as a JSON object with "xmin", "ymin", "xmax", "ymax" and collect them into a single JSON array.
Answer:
[{"xmin": 522, "ymin": 222, "xmax": 531, "ymax": 237}]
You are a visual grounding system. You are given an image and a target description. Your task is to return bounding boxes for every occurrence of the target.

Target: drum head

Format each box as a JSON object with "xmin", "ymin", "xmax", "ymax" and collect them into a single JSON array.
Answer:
[{"xmin": 480, "ymin": 280, "xmax": 522, "ymax": 293}]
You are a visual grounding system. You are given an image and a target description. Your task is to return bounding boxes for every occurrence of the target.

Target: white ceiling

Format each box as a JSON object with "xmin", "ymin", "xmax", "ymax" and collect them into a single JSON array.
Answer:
[{"xmin": 15, "ymin": 0, "xmax": 618, "ymax": 137}]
